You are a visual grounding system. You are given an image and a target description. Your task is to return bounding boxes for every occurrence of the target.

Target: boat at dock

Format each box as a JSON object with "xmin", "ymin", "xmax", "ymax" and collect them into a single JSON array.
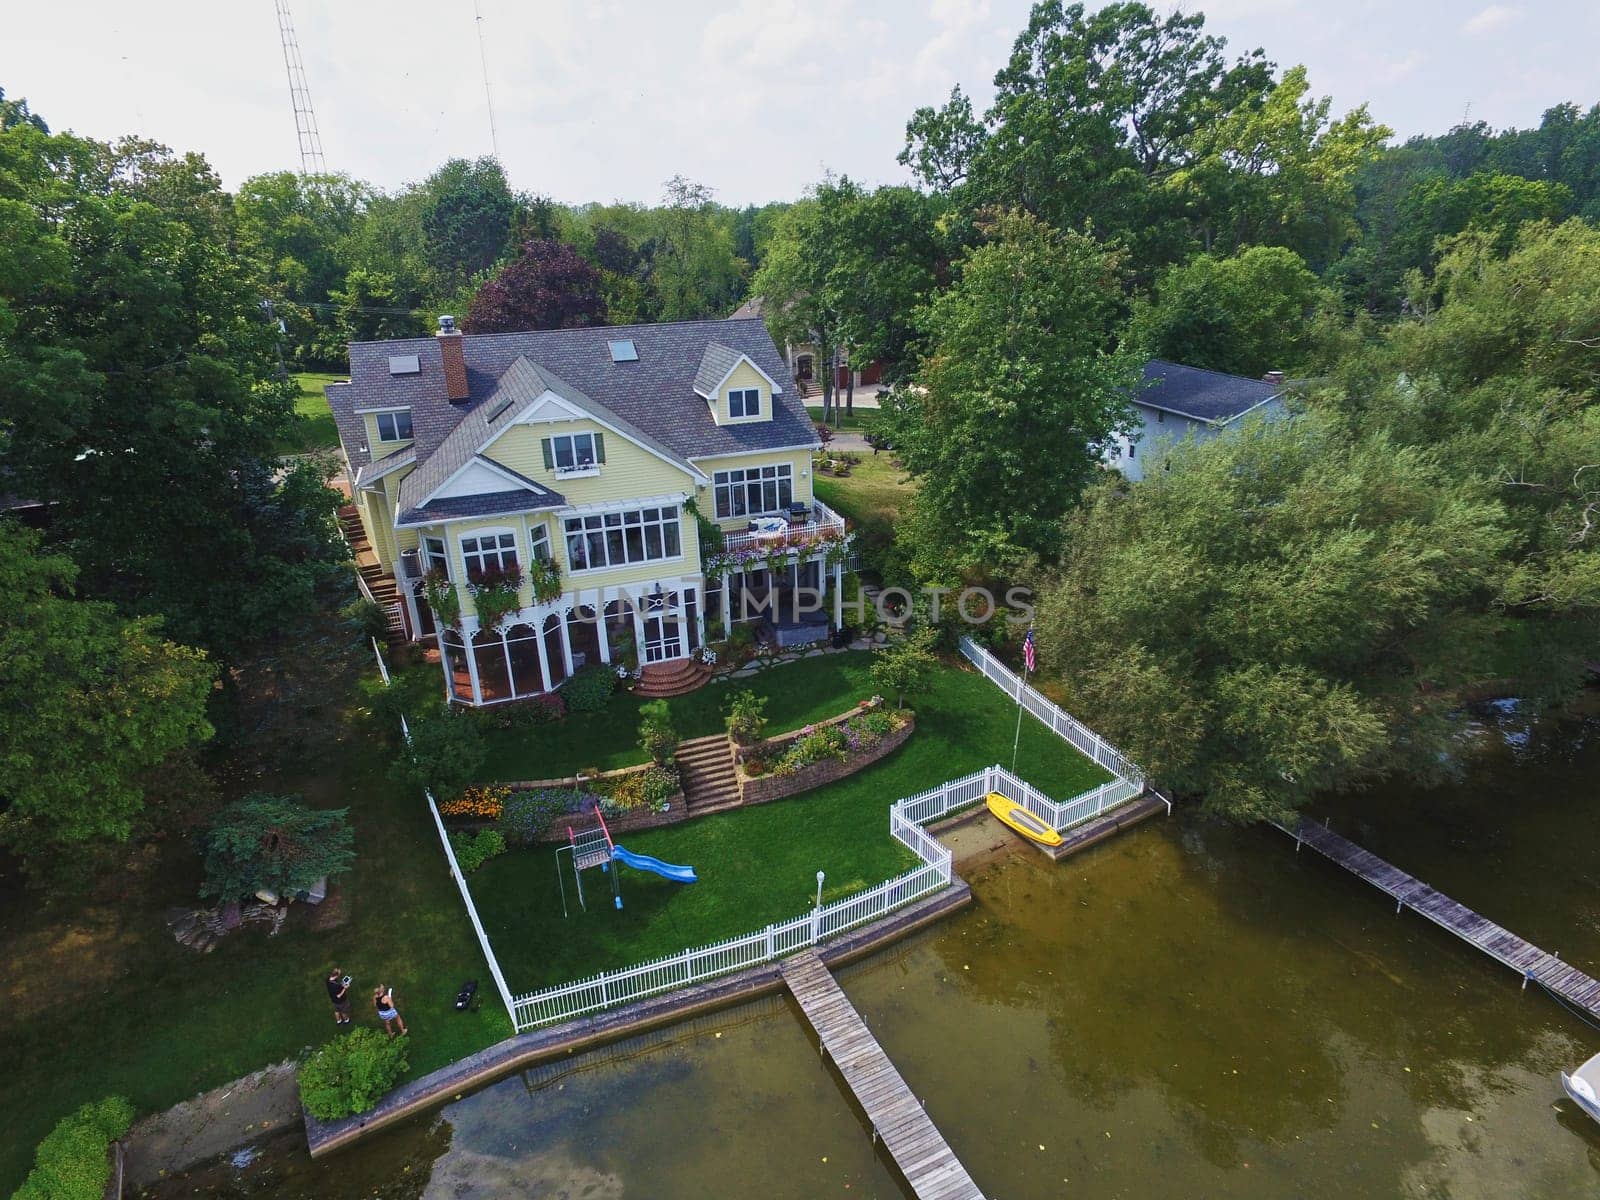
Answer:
[{"xmin": 1561, "ymin": 1052, "xmax": 1600, "ymax": 1123}]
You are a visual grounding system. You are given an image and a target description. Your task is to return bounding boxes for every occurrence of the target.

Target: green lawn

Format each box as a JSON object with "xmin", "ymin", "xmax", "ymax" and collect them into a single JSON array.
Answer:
[
  {"xmin": 806, "ymin": 404, "xmax": 881, "ymax": 432},
  {"xmin": 0, "ymin": 630, "xmax": 508, "ymax": 1193},
  {"xmin": 471, "ymin": 659, "xmax": 1111, "ymax": 992},
  {"xmin": 277, "ymin": 371, "xmax": 343, "ymax": 455},
  {"xmin": 813, "ymin": 452, "xmax": 914, "ymax": 530},
  {"xmin": 480, "ymin": 650, "xmax": 885, "ymax": 780}
]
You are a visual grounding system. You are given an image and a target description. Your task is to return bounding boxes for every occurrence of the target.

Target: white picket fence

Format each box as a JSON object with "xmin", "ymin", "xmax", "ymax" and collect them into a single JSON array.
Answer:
[
  {"xmin": 958, "ymin": 637, "xmax": 1145, "ymax": 786},
  {"xmin": 509, "ymin": 770, "xmax": 989, "ymax": 1031}
]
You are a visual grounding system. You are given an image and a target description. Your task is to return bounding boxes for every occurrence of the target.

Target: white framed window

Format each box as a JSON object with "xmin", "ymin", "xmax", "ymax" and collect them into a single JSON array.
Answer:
[
  {"xmin": 421, "ymin": 535, "xmax": 449, "ymax": 576},
  {"xmin": 528, "ymin": 523, "xmax": 552, "ymax": 563},
  {"xmin": 713, "ymin": 464, "xmax": 793, "ymax": 519},
  {"xmin": 728, "ymin": 387, "xmax": 761, "ymax": 418},
  {"xmin": 375, "ymin": 410, "xmax": 413, "ymax": 442},
  {"xmin": 541, "ymin": 431, "xmax": 606, "ymax": 474},
  {"xmin": 564, "ymin": 505, "xmax": 682, "ymax": 572},
  {"xmin": 460, "ymin": 529, "xmax": 518, "ymax": 582}
]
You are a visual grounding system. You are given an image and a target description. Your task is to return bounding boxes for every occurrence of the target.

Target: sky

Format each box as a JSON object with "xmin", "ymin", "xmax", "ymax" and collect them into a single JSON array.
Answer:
[{"xmin": 3, "ymin": 1, "xmax": 1598, "ymax": 207}]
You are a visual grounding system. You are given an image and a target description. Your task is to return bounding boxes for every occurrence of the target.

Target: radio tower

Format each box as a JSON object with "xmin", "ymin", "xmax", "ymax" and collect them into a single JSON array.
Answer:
[{"xmin": 273, "ymin": 0, "xmax": 327, "ymax": 174}]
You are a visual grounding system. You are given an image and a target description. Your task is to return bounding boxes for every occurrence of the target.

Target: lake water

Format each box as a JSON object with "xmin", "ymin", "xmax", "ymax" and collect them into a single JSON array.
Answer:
[{"xmin": 148, "ymin": 699, "xmax": 1600, "ymax": 1198}]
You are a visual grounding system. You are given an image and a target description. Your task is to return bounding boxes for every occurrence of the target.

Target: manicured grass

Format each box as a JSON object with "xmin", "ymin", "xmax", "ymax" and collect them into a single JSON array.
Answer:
[
  {"xmin": 277, "ymin": 371, "xmax": 343, "ymax": 455},
  {"xmin": 806, "ymin": 404, "xmax": 881, "ymax": 432},
  {"xmin": 479, "ymin": 650, "xmax": 886, "ymax": 780},
  {"xmin": 813, "ymin": 451, "xmax": 915, "ymax": 529},
  {"xmin": 0, "ymin": 631, "xmax": 509, "ymax": 1194},
  {"xmin": 471, "ymin": 659, "xmax": 1111, "ymax": 992}
]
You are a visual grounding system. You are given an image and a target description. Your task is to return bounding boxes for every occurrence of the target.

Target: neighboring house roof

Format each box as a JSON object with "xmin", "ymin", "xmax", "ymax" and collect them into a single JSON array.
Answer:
[
  {"xmin": 1138, "ymin": 360, "xmax": 1286, "ymax": 424},
  {"xmin": 727, "ymin": 296, "xmax": 763, "ymax": 320},
  {"xmin": 329, "ymin": 319, "xmax": 819, "ymax": 515}
]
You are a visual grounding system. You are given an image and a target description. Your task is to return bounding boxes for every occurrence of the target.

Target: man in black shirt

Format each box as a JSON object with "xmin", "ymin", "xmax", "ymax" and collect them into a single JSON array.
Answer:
[{"xmin": 326, "ymin": 967, "xmax": 352, "ymax": 1025}]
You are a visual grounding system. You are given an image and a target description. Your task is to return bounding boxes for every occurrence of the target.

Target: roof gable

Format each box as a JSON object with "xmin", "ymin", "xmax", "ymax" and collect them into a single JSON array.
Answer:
[{"xmin": 1138, "ymin": 360, "xmax": 1286, "ymax": 424}]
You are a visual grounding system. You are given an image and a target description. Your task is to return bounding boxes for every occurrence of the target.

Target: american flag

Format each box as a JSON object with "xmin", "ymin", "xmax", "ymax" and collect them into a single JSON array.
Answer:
[{"xmin": 1023, "ymin": 628, "xmax": 1036, "ymax": 673}]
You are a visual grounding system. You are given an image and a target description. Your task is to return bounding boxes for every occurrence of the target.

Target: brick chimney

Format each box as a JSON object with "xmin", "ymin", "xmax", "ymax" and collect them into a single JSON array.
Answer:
[
  {"xmin": 437, "ymin": 315, "xmax": 470, "ymax": 403},
  {"xmin": 1262, "ymin": 369, "xmax": 1286, "ymax": 386}
]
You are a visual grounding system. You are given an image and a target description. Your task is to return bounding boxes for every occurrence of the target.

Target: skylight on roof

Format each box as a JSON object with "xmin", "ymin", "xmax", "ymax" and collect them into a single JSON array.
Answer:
[
  {"xmin": 388, "ymin": 354, "xmax": 420, "ymax": 375},
  {"xmin": 608, "ymin": 339, "xmax": 638, "ymax": 363}
]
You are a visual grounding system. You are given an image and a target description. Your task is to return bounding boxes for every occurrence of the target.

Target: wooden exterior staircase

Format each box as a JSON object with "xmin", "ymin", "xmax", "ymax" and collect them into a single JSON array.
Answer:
[
  {"xmin": 634, "ymin": 658, "xmax": 712, "ymax": 698},
  {"xmin": 676, "ymin": 734, "xmax": 742, "ymax": 816},
  {"xmin": 337, "ymin": 505, "xmax": 406, "ymax": 645}
]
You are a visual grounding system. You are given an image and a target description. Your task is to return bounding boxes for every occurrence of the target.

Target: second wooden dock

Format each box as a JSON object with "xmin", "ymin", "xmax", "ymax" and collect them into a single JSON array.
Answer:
[
  {"xmin": 781, "ymin": 949, "xmax": 983, "ymax": 1200},
  {"xmin": 1279, "ymin": 815, "xmax": 1600, "ymax": 1019}
]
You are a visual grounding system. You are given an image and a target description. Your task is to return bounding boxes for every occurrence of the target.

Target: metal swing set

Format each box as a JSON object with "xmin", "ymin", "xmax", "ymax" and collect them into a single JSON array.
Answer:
[{"xmin": 556, "ymin": 804, "xmax": 621, "ymax": 917}]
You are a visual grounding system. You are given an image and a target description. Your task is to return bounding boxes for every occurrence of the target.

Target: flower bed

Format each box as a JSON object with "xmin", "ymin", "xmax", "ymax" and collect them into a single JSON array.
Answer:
[
  {"xmin": 737, "ymin": 706, "xmax": 915, "ymax": 805},
  {"xmin": 443, "ymin": 762, "xmax": 686, "ymax": 844}
]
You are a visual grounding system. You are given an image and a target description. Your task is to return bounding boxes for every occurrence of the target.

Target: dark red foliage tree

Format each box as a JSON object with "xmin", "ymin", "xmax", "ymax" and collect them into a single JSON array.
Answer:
[{"xmin": 465, "ymin": 239, "xmax": 607, "ymax": 333}]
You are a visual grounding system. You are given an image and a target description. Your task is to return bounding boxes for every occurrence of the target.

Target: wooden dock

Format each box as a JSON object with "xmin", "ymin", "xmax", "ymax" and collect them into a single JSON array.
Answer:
[
  {"xmin": 1279, "ymin": 816, "xmax": 1600, "ymax": 1018},
  {"xmin": 781, "ymin": 950, "xmax": 984, "ymax": 1200}
]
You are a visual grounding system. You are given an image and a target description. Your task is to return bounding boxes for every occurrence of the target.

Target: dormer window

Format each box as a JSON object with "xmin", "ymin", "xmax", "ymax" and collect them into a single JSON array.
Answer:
[
  {"xmin": 376, "ymin": 409, "xmax": 413, "ymax": 442},
  {"xmin": 729, "ymin": 387, "xmax": 761, "ymax": 418},
  {"xmin": 541, "ymin": 432, "xmax": 606, "ymax": 475}
]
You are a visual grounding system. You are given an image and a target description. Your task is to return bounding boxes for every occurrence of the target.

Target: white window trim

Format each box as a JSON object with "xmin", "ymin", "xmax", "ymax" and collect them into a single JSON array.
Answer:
[
  {"xmin": 562, "ymin": 505, "xmax": 685, "ymax": 575},
  {"xmin": 375, "ymin": 410, "xmax": 414, "ymax": 443},
  {"xmin": 727, "ymin": 387, "xmax": 762, "ymax": 419},
  {"xmin": 713, "ymin": 463, "xmax": 794, "ymax": 520},
  {"xmin": 549, "ymin": 431, "xmax": 602, "ymax": 476},
  {"xmin": 459, "ymin": 527, "xmax": 520, "ymax": 581}
]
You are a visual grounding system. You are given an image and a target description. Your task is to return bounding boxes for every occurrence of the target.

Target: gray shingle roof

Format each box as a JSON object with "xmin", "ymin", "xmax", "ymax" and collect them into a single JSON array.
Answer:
[
  {"xmin": 1138, "ymin": 360, "xmax": 1286, "ymax": 424},
  {"xmin": 693, "ymin": 341, "xmax": 746, "ymax": 398},
  {"xmin": 335, "ymin": 319, "xmax": 819, "ymax": 514},
  {"xmin": 397, "ymin": 488, "xmax": 567, "ymax": 528}
]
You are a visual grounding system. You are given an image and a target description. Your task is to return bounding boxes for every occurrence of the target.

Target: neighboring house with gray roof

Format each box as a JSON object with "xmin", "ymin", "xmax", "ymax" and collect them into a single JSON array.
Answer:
[
  {"xmin": 329, "ymin": 316, "xmax": 844, "ymax": 706},
  {"xmin": 1109, "ymin": 360, "xmax": 1293, "ymax": 482}
]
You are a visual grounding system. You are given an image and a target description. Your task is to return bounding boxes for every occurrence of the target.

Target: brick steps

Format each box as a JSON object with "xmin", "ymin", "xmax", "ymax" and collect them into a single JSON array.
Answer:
[
  {"xmin": 635, "ymin": 658, "xmax": 712, "ymax": 698},
  {"xmin": 677, "ymin": 734, "xmax": 740, "ymax": 814}
]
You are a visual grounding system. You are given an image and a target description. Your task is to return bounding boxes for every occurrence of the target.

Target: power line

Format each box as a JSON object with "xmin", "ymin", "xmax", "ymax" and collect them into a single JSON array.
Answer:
[
  {"xmin": 473, "ymin": 0, "xmax": 500, "ymax": 160},
  {"xmin": 273, "ymin": 0, "xmax": 327, "ymax": 174}
]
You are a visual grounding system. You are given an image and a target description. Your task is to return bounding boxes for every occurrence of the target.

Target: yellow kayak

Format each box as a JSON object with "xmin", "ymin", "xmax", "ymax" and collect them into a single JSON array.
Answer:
[{"xmin": 986, "ymin": 791, "xmax": 1063, "ymax": 847}]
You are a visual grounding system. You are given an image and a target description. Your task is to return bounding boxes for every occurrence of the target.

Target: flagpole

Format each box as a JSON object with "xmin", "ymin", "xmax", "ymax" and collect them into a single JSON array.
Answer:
[{"xmin": 1011, "ymin": 629, "xmax": 1033, "ymax": 774}]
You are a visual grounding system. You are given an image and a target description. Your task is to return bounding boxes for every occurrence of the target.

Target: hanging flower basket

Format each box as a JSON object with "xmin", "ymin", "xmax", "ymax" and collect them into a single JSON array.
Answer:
[
  {"xmin": 528, "ymin": 558, "xmax": 562, "ymax": 604},
  {"xmin": 422, "ymin": 570, "xmax": 462, "ymax": 630},
  {"xmin": 468, "ymin": 564, "xmax": 525, "ymax": 631}
]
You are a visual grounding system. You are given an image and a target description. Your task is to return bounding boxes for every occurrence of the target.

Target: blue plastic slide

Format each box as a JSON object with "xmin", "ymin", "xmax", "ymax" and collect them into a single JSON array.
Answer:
[{"xmin": 611, "ymin": 845, "xmax": 698, "ymax": 884}]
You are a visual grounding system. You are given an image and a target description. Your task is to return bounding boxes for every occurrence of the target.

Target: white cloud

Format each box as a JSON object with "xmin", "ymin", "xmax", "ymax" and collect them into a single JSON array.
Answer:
[{"xmin": 1462, "ymin": 5, "xmax": 1521, "ymax": 35}]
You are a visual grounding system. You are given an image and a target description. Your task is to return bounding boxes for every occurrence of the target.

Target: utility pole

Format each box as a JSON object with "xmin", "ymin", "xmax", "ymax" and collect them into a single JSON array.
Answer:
[{"xmin": 474, "ymin": 0, "xmax": 501, "ymax": 159}]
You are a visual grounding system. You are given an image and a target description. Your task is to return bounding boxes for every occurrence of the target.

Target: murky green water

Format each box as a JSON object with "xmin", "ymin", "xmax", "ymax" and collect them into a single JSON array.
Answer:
[{"xmin": 147, "ymin": 701, "xmax": 1600, "ymax": 1199}]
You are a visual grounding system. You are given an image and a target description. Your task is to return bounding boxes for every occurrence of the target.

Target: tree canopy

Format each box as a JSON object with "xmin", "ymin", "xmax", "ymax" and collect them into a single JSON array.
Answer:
[{"xmin": 465, "ymin": 238, "xmax": 606, "ymax": 333}]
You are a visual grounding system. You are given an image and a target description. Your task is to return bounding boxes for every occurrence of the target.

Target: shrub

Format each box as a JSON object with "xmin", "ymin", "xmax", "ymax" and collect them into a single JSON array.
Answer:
[
  {"xmin": 637, "ymin": 699, "xmax": 679, "ymax": 765},
  {"xmin": 563, "ymin": 663, "xmax": 616, "ymax": 713},
  {"xmin": 12, "ymin": 1096, "xmax": 134, "ymax": 1200},
  {"xmin": 297, "ymin": 1029, "xmax": 410, "ymax": 1121},
  {"xmin": 476, "ymin": 693, "xmax": 565, "ymax": 731},
  {"xmin": 724, "ymin": 689, "xmax": 769, "ymax": 745},
  {"xmin": 449, "ymin": 827, "xmax": 506, "ymax": 874},
  {"xmin": 391, "ymin": 703, "xmax": 486, "ymax": 799},
  {"xmin": 499, "ymin": 788, "xmax": 593, "ymax": 845},
  {"xmin": 870, "ymin": 629, "xmax": 938, "ymax": 708},
  {"xmin": 198, "ymin": 794, "xmax": 355, "ymax": 902},
  {"xmin": 606, "ymin": 765, "xmax": 680, "ymax": 810},
  {"xmin": 438, "ymin": 785, "xmax": 509, "ymax": 820},
  {"xmin": 341, "ymin": 596, "xmax": 391, "ymax": 643}
]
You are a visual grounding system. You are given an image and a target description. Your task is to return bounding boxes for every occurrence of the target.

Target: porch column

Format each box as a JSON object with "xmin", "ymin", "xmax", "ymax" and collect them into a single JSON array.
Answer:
[
  {"xmin": 435, "ymin": 639, "xmax": 453, "ymax": 702},
  {"xmin": 596, "ymin": 598, "xmax": 611, "ymax": 664},
  {"xmin": 674, "ymin": 590, "xmax": 688, "ymax": 659},
  {"xmin": 558, "ymin": 608, "xmax": 575, "ymax": 676},
  {"xmin": 533, "ymin": 613, "xmax": 554, "ymax": 692},
  {"xmin": 463, "ymin": 625, "xmax": 483, "ymax": 705},
  {"xmin": 832, "ymin": 560, "xmax": 843, "ymax": 628},
  {"xmin": 632, "ymin": 593, "xmax": 647, "ymax": 659},
  {"xmin": 694, "ymin": 582, "xmax": 707, "ymax": 646}
]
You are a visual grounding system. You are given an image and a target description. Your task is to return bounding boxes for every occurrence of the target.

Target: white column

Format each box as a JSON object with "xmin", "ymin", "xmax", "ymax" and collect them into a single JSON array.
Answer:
[
  {"xmin": 695, "ymin": 582, "xmax": 707, "ymax": 646},
  {"xmin": 534, "ymin": 618, "xmax": 554, "ymax": 692},
  {"xmin": 463, "ymin": 626, "xmax": 483, "ymax": 704},
  {"xmin": 436, "ymin": 637, "xmax": 454, "ymax": 701},
  {"xmin": 596, "ymin": 600, "xmax": 611, "ymax": 664},
  {"xmin": 558, "ymin": 608, "xmax": 575, "ymax": 676},
  {"xmin": 674, "ymin": 590, "xmax": 688, "ymax": 659},
  {"xmin": 632, "ymin": 593, "xmax": 648, "ymax": 662},
  {"xmin": 833, "ymin": 560, "xmax": 843, "ymax": 628}
]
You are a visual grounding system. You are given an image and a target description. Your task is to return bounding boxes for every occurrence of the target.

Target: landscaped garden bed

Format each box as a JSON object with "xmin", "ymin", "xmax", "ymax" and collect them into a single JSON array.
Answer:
[{"xmin": 737, "ymin": 703, "xmax": 915, "ymax": 804}]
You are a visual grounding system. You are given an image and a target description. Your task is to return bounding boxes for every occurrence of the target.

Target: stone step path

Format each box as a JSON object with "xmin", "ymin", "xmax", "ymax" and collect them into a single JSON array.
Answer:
[{"xmin": 676, "ymin": 734, "xmax": 741, "ymax": 815}]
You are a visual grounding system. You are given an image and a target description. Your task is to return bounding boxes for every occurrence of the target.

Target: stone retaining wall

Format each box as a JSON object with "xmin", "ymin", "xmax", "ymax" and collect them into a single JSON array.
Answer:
[{"xmin": 738, "ymin": 717, "xmax": 914, "ymax": 805}]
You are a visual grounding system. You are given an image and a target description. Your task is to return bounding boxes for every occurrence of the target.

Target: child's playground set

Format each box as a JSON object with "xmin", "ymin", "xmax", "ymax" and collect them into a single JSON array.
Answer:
[{"xmin": 557, "ymin": 803, "xmax": 699, "ymax": 917}]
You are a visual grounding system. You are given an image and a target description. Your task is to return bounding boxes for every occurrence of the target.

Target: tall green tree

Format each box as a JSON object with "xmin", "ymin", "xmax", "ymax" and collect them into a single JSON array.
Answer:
[
  {"xmin": 0, "ymin": 523, "xmax": 215, "ymax": 882},
  {"xmin": 418, "ymin": 157, "xmax": 518, "ymax": 290},
  {"xmin": 652, "ymin": 175, "xmax": 744, "ymax": 320},
  {"xmin": 1034, "ymin": 415, "xmax": 1512, "ymax": 821},
  {"xmin": 878, "ymin": 210, "xmax": 1136, "ymax": 576},
  {"xmin": 1130, "ymin": 245, "xmax": 1332, "ymax": 377},
  {"xmin": 0, "ymin": 118, "xmax": 345, "ymax": 657}
]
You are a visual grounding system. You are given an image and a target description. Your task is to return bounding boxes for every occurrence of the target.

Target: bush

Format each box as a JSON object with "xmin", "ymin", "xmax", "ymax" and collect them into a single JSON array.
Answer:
[
  {"xmin": 392, "ymin": 703, "xmax": 486, "ymax": 798},
  {"xmin": 448, "ymin": 827, "xmax": 506, "ymax": 874},
  {"xmin": 198, "ymin": 794, "xmax": 355, "ymax": 902},
  {"xmin": 870, "ymin": 629, "xmax": 938, "ymax": 708},
  {"xmin": 12, "ymin": 1096, "xmax": 134, "ymax": 1200},
  {"xmin": 499, "ymin": 788, "xmax": 594, "ymax": 845},
  {"xmin": 476, "ymin": 693, "xmax": 565, "ymax": 731},
  {"xmin": 724, "ymin": 689, "xmax": 768, "ymax": 745},
  {"xmin": 606, "ymin": 765, "xmax": 680, "ymax": 810},
  {"xmin": 563, "ymin": 663, "xmax": 616, "ymax": 713},
  {"xmin": 297, "ymin": 1028, "xmax": 410, "ymax": 1121},
  {"xmin": 341, "ymin": 596, "xmax": 391, "ymax": 643},
  {"xmin": 637, "ymin": 699, "xmax": 679, "ymax": 765}
]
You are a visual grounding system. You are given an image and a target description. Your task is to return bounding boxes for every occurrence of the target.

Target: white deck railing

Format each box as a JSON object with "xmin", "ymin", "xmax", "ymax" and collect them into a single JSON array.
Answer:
[
  {"xmin": 508, "ymin": 768, "xmax": 983, "ymax": 1031},
  {"xmin": 958, "ymin": 637, "xmax": 1145, "ymax": 786},
  {"xmin": 722, "ymin": 498, "xmax": 848, "ymax": 556}
]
